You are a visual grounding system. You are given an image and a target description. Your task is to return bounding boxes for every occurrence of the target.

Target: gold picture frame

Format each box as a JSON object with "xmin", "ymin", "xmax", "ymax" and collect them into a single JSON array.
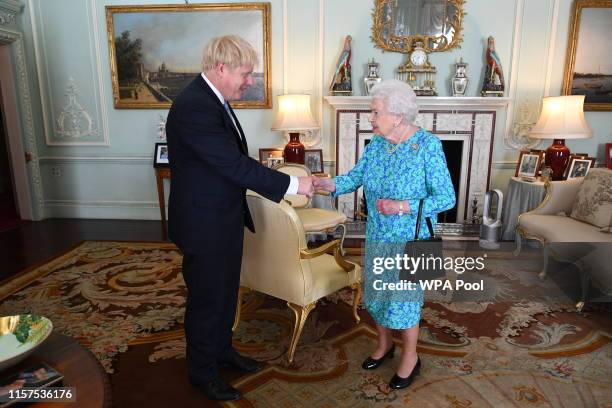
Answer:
[
  {"xmin": 561, "ymin": 0, "xmax": 612, "ymax": 111},
  {"xmin": 371, "ymin": 0, "xmax": 466, "ymax": 53},
  {"xmin": 106, "ymin": 3, "xmax": 272, "ymax": 109}
]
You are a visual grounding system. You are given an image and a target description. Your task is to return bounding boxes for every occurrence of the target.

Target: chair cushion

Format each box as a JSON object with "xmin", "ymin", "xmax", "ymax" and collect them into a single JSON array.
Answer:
[
  {"xmin": 520, "ymin": 214, "xmax": 612, "ymax": 243},
  {"xmin": 296, "ymin": 208, "xmax": 347, "ymax": 232},
  {"xmin": 570, "ymin": 168, "xmax": 612, "ymax": 228}
]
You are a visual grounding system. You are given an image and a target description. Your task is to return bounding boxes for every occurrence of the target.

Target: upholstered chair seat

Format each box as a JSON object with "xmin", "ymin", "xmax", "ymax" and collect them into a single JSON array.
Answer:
[{"xmin": 274, "ymin": 163, "xmax": 347, "ymax": 252}]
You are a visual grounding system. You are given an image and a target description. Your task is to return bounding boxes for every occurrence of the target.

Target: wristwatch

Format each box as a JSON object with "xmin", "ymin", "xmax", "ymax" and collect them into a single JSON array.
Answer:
[{"xmin": 398, "ymin": 202, "xmax": 404, "ymax": 216}]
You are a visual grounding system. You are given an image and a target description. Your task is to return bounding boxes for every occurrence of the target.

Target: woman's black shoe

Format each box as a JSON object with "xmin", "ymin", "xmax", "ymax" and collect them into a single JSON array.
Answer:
[
  {"xmin": 389, "ymin": 357, "xmax": 421, "ymax": 389},
  {"xmin": 361, "ymin": 343, "xmax": 395, "ymax": 370}
]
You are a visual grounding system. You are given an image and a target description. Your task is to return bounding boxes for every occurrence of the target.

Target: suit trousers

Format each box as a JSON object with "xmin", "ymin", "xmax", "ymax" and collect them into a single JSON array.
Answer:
[{"xmin": 181, "ymin": 227, "xmax": 244, "ymax": 383}]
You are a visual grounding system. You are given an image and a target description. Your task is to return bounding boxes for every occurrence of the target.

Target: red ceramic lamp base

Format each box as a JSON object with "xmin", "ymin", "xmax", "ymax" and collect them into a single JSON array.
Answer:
[
  {"xmin": 284, "ymin": 132, "xmax": 305, "ymax": 164},
  {"xmin": 544, "ymin": 139, "xmax": 570, "ymax": 180}
]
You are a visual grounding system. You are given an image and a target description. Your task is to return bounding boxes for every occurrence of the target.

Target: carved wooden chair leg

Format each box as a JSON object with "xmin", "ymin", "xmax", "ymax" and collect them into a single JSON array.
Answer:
[
  {"xmin": 513, "ymin": 229, "xmax": 523, "ymax": 257},
  {"xmin": 350, "ymin": 282, "xmax": 362, "ymax": 324},
  {"xmin": 286, "ymin": 301, "xmax": 316, "ymax": 364},
  {"xmin": 232, "ymin": 286, "xmax": 251, "ymax": 332},
  {"xmin": 576, "ymin": 268, "xmax": 590, "ymax": 312},
  {"xmin": 538, "ymin": 244, "xmax": 549, "ymax": 279}
]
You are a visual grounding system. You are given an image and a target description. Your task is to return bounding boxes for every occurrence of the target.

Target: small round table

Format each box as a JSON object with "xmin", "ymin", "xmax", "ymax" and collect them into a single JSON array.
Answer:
[{"xmin": 5, "ymin": 332, "xmax": 112, "ymax": 408}]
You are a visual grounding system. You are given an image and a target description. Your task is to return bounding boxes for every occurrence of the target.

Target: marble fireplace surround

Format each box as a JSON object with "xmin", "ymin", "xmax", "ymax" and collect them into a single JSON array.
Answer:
[{"xmin": 324, "ymin": 96, "xmax": 510, "ymax": 228}]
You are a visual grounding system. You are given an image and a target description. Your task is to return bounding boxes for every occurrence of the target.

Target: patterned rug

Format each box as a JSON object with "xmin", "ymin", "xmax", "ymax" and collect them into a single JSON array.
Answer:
[{"xmin": 0, "ymin": 241, "xmax": 610, "ymax": 407}]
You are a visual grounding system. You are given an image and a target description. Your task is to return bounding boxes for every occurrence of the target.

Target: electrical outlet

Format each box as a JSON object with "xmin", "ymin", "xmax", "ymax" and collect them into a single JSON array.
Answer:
[{"xmin": 51, "ymin": 167, "xmax": 61, "ymax": 177}]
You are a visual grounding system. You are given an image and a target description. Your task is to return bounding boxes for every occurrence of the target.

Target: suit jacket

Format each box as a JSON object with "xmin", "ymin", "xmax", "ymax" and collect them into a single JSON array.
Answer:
[{"xmin": 166, "ymin": 75, "xmax": 290, "ymax": 254}]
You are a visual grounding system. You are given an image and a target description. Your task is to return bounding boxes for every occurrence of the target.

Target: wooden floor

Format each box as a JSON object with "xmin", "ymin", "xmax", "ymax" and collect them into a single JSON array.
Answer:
[{"xmin": 0, "ymin": 218, "xmax": 166, "ymax": 282}]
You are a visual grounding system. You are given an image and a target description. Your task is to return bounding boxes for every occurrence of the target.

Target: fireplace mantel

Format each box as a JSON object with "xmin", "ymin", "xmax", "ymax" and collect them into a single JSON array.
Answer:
[
  {"xmin": 324, "ymin": 96, "xmax": 511, "ymax": 110},
  {"xmin": 325, "ymin": 96, "xmax": 511, "ymax": 226}
]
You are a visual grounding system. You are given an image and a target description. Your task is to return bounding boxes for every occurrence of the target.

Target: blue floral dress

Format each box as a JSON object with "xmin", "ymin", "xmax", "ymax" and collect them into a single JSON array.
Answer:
[{"xmin": 333, "ymin": 128, "xmax": 456, "ymax": 329}]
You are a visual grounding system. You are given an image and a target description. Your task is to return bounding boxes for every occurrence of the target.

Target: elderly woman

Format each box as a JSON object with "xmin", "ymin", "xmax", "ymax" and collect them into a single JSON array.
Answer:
[{"xmin": 314, "ymin": 79, "xmax": 455, "ymax": 389}]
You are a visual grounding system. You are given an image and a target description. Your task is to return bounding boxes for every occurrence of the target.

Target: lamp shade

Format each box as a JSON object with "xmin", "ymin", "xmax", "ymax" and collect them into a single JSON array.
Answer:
[
  {"xmin": 529, "ymin": 95, "xmax": 592, "ymax": 140},
  {"xmin": 271, "ymin": 94, "xmax": 319, "ymax": 131}
]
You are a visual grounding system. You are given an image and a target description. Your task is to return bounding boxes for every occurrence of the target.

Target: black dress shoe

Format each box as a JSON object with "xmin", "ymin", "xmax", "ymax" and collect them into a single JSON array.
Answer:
[
  {"xmin": 220, "ymin": 352, "xmax": 265, "ymax": 373},
  {"xmin": 361, "ymin": 343, "xmax": 395, "ymax": 370},
  {"xmin": 389, "ymin": 357, "xmax": 421, "ymax": 389},
  {"xmin": 191, "ymin": 378, "xmax": 241, "ymax": 401}
]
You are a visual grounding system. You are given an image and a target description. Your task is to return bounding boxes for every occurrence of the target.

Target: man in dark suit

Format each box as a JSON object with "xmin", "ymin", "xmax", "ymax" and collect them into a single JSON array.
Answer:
[{"xmin": 166, "ymin": 35, "xmax": 314, "ymax": 401}]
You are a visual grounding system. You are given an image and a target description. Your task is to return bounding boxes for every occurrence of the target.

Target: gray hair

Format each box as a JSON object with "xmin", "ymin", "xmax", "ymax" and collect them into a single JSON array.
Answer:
[
  {"xmin": 202, "ymin": 35, "xmax": 258, "ymax": 71},
  {"xmin": 370, "ymin": 79, "xmax": 418, "ymax": 124}
]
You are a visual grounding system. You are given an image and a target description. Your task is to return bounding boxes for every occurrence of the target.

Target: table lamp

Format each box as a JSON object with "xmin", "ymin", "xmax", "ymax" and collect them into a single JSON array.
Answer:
[
  {"xmin": 529, "ymin": 95, "xmax": 592, "ymax": 180},
  {"xmin": 271, "ymin": 94, "xmax": 319, "ymax": 164}
]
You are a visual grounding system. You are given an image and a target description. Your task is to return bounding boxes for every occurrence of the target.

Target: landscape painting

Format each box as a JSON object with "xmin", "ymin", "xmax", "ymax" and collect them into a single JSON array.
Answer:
[
  {"xmin": 562, "ymin": 0, "xmax": 612, "ymax": 111},
  {"xmin": 106, "ymin": 3, "xmax": 271, "ymax": 109}
]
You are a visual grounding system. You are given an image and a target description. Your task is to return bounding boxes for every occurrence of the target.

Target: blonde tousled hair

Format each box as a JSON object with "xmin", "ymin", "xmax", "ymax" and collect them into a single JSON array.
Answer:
[{"xmin": 202, "ymin": 35, "xmax": 258, "ymax": 71}]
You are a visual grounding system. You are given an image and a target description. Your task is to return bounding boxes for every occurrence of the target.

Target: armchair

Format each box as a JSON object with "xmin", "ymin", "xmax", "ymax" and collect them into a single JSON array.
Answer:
[
  {"xmin": 274, "ymin": 163, "xmax": 348, "ymax": 252},
  {"xmin": 233, "ymin": 192, "xmax": 362, "ymax": 364}
]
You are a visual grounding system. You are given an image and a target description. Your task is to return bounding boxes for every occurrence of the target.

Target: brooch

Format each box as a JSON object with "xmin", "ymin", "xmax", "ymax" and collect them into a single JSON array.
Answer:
[{"xmin": 411, "ymin": 143, "xmax": 419, "ymax": 151}]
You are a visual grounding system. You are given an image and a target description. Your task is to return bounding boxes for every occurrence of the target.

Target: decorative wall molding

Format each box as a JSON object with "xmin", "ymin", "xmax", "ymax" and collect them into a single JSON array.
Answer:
[
  {"xmin": 44, "ymin": 199, "xmax": 163, "ymax": 221},
  {"xmin": 0, "ymin": 10, "xmax": 15, "ymax": 24},
  {"xmin": 39, "ymin": 156, "xmax": 152, "ymax": 165},
  {"xmin": 54, "ymin": 78, "xmax": 98, "ymax": 139},
  {"xmin": 507, "ymin": 98, "xmax": 541, "ymax": 149},
  {"xmin": 88, "ymin": 0, "xmax": 110, "ymax": 145},
  {"xmin": 0, "ymin": 27, "xmax": 44, "ymax": 219},
  {"xmin": 29, "ymin": 0, "xmax": 108, "ymax": 146}
]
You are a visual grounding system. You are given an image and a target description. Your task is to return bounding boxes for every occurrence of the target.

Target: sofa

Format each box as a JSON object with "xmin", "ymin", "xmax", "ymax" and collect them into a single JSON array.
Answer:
[{"xmin": 515, "ymin": 168, "xmax": 612, "ymax": 310}]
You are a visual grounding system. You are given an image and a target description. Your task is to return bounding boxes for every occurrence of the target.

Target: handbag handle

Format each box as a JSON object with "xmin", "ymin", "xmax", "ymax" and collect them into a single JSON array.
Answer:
[{"xmin": 413, "ymin": 198, "xmax": 435, "ymax": 241}]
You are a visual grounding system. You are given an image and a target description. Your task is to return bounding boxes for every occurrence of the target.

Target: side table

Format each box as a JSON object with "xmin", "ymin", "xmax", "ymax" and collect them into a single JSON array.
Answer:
[
  {"xmin": 501, "ymin": 177, "xmax": 547, "ymax": 241},
  {"xmin": 5, "ymin": 332, "xmax": 111, "ymax": 408},
  {"xmin": 155, "ymin": 167, "xmax": 171, "ymax": 240}
]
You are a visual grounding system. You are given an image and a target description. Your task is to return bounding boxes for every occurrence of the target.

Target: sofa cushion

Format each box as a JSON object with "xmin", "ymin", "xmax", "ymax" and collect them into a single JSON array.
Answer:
[
  {"xmin": 520, "ymin": 214, "xmax": 612, "ymax": 243},
  {"xmin": 570, "ymin": 168, "xmax": 612, "ymax": 228}
]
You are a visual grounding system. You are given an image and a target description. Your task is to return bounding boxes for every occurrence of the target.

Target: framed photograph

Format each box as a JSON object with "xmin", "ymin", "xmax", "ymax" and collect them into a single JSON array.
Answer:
[
  {"xmin": 258, "ymin": 148, "xmax": 283, "ymax": 166},
  {"xmin": 561, "ymin": 0, "xmax": 612, "ymax": 111},
  {"xmin": 529, "ymin": 149, "xmax": 546, "ymax": 175},
  {"xmin": 565, "ymin": 157, "xmax": 595, "ymax": 179},
  {"xmin": 106, "ymin": 3, "xmax": 271, "ymax": 109},
  {"xmin": 304, "ymin": 149, "xmax": 324, "ymax": 174},
  {"xmin": 515, "ymin": 150, "xmax": 543, "ymax": 178},
  {"xmin": 153, "ymin": 143, "xmax": 169, "ymax": 167},
  {"xmin": 606, "ymin": 143, "xmax": 612, "ymax": 169}
]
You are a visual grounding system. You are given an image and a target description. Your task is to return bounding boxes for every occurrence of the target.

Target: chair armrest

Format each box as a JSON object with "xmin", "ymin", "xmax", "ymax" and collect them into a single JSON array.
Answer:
[
  {"xmin": 300, "ymin": 239, "xmax": 355, "ymax": 272},
  {"xmin": 527, "ymin": 178, "xmax": 583, "ymax": 216}
]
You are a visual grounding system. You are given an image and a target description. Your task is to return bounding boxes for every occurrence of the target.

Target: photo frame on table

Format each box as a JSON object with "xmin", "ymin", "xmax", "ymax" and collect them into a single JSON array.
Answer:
[
  {"xmin": 561, "ymin": 0, "xmax": 612, "ymax": 111},
  {"xmin": 528, "ymin": 149, "xmax": 546, "ymax": 175},
  {"xmin": 515, "ymin": 150, "xmax": 543, "ymax": 178},
  {"xmin": 106, "ymin": 3, "xmax": 271, "ymax": 109},
  {"xmin": 153, "ymin": 143, "xmax": 169, "ymax": 167},
  {"xmin": 258, "ymin": 148, "xmax": 283, "ymax": 168},
  {"xmin": 565, "ymin": 156, "xmax": 595, "ymax": 179},
  {"xmin": 606, "ymin": 143, "xmax": 612, "ymax": 169},
  {"xmin": 304, "ymin": 149, "xmax": 324, "ymax": 174}
]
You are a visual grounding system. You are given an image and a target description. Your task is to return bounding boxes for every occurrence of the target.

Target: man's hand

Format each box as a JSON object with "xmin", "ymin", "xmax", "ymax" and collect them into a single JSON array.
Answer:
[
  {"xmin": 376, "ymin": 199, "xmax": 410, "ymax": 215},
  {"xmin": 297, "ymin": 176, "xmax": 315, "ymax": 198},
  {"xmin": 313, "ymin": 176, "xmax": 336, "ymax": 193}
]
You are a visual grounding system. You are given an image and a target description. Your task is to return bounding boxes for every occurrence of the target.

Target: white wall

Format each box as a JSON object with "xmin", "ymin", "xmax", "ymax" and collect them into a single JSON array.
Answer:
[{"xmin": 14, "ymin": 0, "xmax": 612, "ymax": 220}]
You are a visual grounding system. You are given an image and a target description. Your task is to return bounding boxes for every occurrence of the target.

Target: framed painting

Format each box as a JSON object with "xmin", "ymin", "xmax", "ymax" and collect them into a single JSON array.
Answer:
[
  {"xmin": 106, "ymin": 3, "xmax": 271, "ymax": 109},
  {"xmin": 562, "ymin": 0, "xmax": 612, "ymax": 111}
]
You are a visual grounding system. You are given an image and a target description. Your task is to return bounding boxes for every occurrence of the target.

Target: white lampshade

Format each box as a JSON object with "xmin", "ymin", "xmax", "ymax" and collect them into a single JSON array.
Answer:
[
  {"xmin": 271, "ymin": 94, "xmax": 319, "ymax": 131},
  {"xmin": 529, "ymin": 95, "xmax": 592, "ymax": 140}
]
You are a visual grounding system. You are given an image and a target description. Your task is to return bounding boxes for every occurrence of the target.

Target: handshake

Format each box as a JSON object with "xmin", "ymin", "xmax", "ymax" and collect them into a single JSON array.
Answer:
[{"xmin": 297, "ymin": 176, "xmax": 336, "ymax": 198}]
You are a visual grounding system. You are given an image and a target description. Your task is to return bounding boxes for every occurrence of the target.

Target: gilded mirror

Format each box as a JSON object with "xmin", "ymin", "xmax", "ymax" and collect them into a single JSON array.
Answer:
[{"xmin": 372, "ymin": 0, "xmax": 465, "ymax": 53}]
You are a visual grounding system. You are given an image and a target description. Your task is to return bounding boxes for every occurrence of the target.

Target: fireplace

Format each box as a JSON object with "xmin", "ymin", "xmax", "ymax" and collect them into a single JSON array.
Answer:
[{"xmin": 324, "ymin": 96, "xmax": 510, "ymax": 235}]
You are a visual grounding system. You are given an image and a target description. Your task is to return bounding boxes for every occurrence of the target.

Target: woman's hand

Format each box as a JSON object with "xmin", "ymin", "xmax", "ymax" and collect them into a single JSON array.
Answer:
[
  {"xmin": 376, "ymin": 199, "xmax": 410, "ymax": 215},
  {"xmin": 313, "ymin": 176, "xmax": 336, "ymax": 193}
]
